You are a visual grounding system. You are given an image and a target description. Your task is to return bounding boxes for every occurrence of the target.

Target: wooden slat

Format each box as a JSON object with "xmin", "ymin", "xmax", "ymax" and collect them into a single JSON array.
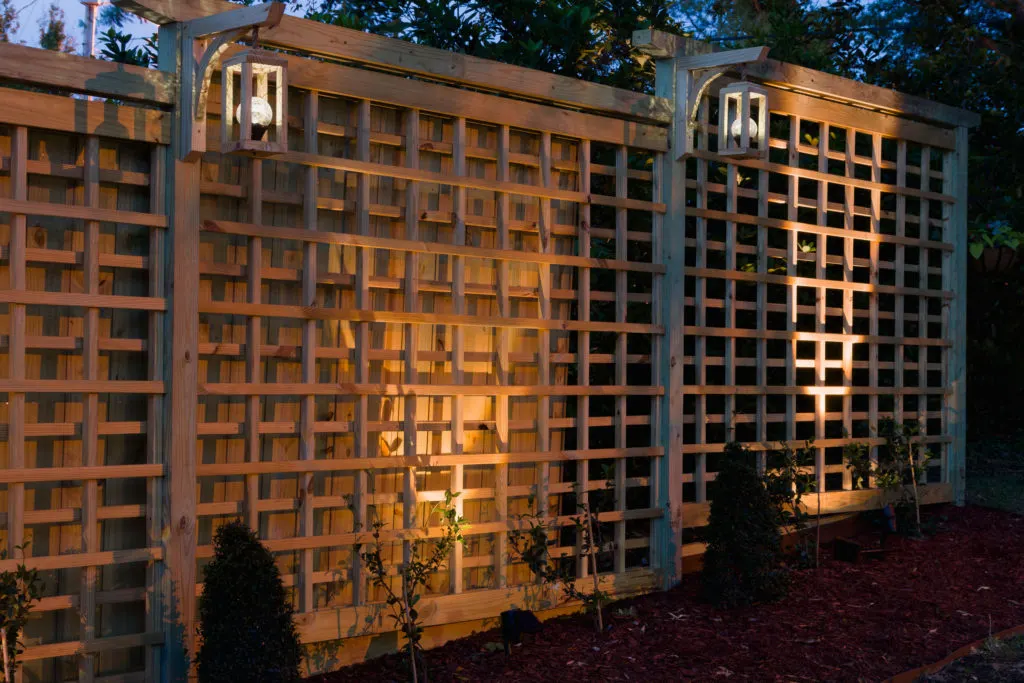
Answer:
[
  {"xmin": 0, "ymin": 86, "xmax": 169, "ymax": 144},
  {"xmin": 403, "ymin": 109, "xmax": 421, "ymax": 570},
  {"xmin": 203, "ymin": 218, "xmax": 665, "ymax": 272},
  {"xmin": 121, "ymin": 0, "xmax": 669, "ymax": 123},
  {"xmin": 746, "ymin": 58, "xmax": 979, "ymax": 129},
  {"xmin": 259, "ymin": 150, "xmax": 667, "ymax": 211},
  {"xmin": 948, "ymin": 127, "xmax": 969, "ymax": 502},
  {"xmin": 215, "ymin": 51, "xmax": 668, "ymax": 149},
  {"xmin": 80, "ymin": 134, "xmax": 101, "ymax": 683},
  {"xmin": 0, "ymin": 197, "xmax": 167, "ymax": 227},
  {"xmin": 199, "ymin": 383, "xmax": 663, "ymax": 397},
  {"xmin": 494, "ymin": 124, "xmax": 511, "ymax": 587},
  {"xmin": 0, "ymin": 42, "xmax": 176, "ymax": 104},
  {"xmin": 7, "ymin": 126, "xmax": 27, "ymax": 567},
  {"xmin": 198, "ymin": 300, "xmax": 661, "ymax": 334}
]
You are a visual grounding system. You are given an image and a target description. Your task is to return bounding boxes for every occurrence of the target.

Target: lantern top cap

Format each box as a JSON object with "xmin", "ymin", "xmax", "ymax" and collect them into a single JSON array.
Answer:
[
  {"xmin": 222, "ymin": 47, "xmax": 289, "ymax": 69},
  {"xmin": 719, "ymin": 81, "xmax": 769, "ymax": 97}
]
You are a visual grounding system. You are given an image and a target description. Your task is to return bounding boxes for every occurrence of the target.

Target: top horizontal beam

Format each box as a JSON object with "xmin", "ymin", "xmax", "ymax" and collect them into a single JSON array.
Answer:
[
  {"xmin": 0, "ymin": 42, "xmax": 176, "ymax": 105},
  {"xmin": 115, "ymin": 0, "xmax": 672, "ymax": 123},
  {"xmin": 675, "ymin": 47, "xmax": 768, "ymax": 71},
  {"xmin": 186, "ymin": 1, "xmax": 284, "ymax": 38},
  {"xmin": 632, "ymin": 28, "xmax": 979, "ymax": 130},
  {"xmin": 746, "ymin": 59, "xmax": 980, "ymax": 129}
]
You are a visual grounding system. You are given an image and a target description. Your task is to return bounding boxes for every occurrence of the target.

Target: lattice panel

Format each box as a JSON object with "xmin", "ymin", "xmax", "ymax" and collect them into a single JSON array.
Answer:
[
  {"xmin": 682, "ymin": 86, "xmax": 954, "ymax": 508},
  {"xmin": 0, "ymin": 119, "xmax": 166, "ymax": 682},
  {"xmin": 196, "ymin": 84, "xmax": 666, "ymax": 618}
]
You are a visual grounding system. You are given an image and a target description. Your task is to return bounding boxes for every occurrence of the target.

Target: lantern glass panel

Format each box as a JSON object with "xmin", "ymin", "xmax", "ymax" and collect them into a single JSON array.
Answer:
[
  {"xmin": 221, "ymin": 49, "xmax": 289, "ymax": 156},
  {"xmin": 717, "ymin": 83, "xmax": 768, "ymax": 159}
]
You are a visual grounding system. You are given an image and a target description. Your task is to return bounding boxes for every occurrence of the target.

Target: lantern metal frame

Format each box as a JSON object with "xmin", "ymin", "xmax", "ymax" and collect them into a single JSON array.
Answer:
[
  {"xmin": 717, "ymin": 82, "xmax": 768, "ymax": 159},
  {"xmin": 220, "ymin": 48, "xmax": 289, "ymax": 156}
]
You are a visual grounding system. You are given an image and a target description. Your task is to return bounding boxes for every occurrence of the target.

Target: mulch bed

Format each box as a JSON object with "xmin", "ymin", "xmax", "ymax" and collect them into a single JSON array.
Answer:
[{"xmin": 309, "ymin": 505, "xmax": 1024, "ymax": 682}]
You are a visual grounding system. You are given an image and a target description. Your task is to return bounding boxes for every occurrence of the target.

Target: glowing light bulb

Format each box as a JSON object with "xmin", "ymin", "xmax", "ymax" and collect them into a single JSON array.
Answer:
[
  {"xmin": 730, "ymin": 116, "xmax": 758, "ymax": 141},
  {"xmin": 235, "ymin": 96, "xmax": 274, "ymax": 140}
]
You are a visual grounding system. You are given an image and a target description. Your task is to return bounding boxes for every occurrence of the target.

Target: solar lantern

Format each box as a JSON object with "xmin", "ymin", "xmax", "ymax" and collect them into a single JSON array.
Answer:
[
  {"xmin": 221, "ymin": 48, "xmax": 288, "ymax": 156},
  {"xmin": 718, "ymin": 81, "xmax": 768, "ymax": 159}
]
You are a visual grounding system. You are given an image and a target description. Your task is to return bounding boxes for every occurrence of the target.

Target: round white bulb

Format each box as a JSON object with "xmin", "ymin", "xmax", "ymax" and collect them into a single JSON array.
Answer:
[
  {"xmin": 730, "ymin": 116, "xmax": 758, "ymax": 140},
  {"xmin": 235, "ymin": 96, "xmax": 274, "ymax": 128}
]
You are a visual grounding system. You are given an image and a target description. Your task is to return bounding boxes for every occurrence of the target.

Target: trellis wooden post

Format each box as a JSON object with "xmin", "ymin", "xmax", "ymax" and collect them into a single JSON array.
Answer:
[
  {"xmin": 947, "ymin": 126, "xmax": 969, "ymax": 504},
  {"xmin": 643, "ymin": 39, "xmax": 685, "ymax": 588},
  {"xmin": 159, "ymin": 22, "xmax": 200, "ymax": 682}
]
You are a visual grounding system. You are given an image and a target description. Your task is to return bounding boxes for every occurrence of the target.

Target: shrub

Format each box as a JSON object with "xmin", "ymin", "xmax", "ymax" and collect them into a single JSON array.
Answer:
[
  {"xmin": 701, "ymin": 443, "xmax": 789, "ymax": 607},
  {"xmin": 196, "ymin": 522, "xmax": 301, "ymax": 683},
  {"xmin": 0, "ymin": 545, "xmax": 42, "ymax": 683}
]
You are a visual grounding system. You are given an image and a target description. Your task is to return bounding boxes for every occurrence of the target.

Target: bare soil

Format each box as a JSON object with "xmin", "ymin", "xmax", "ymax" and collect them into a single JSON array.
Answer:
[{"xmin": 308, "ymin": 505, "xmax": 1024, "ymax": 682}]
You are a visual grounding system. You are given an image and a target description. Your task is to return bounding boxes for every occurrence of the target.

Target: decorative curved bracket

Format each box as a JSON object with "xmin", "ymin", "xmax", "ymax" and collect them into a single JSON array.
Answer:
[
  {"xmin": 673, "ymin": 46, "xmax": 770, "ymax": 159},
  {"xmin": 179, "ymin": 2, "xmax": 285, "ymax": 161},
  {"xmin": 194, "ymin": 29, "xmax": 249, "ymax": 121}
]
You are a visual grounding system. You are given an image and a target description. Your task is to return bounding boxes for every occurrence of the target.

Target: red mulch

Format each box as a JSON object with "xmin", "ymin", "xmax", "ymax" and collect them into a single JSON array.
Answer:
[{"xmin": 308, "ymin": 506, "xmax": 1024, "ymax": 682}]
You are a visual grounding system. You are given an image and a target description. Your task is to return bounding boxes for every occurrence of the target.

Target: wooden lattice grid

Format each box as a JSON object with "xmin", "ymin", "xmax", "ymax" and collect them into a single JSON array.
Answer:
[
  {"xmin": 195, "ymin": 80, "xmax": 667, "ymax": 615},
  {"xmin": 681, "ymin": 82, "xmax": 957, "ymax": 512},
  {"xmin": 0, "ymin": 88, "xmax": 168, "ymax": 682}
]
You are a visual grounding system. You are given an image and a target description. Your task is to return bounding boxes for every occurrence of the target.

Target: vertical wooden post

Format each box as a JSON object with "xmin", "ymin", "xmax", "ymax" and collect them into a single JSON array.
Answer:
[
  {"xmin": 403, "ymin": 110, "xmax": 421, "ymax": 567},
  {"xmin": 146, "ymin": 144, "xmax": 167, "ymax": 683},
  {"xmin": 494, "ymin": 125, "xmax": 511, "ymax": 587},
  {"xmin": 450, "ymin": 116, "xmax": 467, "ymax": 594},
  {"xmin": 160, "ymin": 23, "xmax": 199, "ymax": 682},
  {"xmin": 536, "ymin": 132, "xmax": 553, "ymax": 520},
  {"xmin": 7, "ymin": 126, "xmax": 27, "ymax": 568},
  {"xmin": 299, "ymin": 90, "xmax": 320, "ymax": 614},
  {"xmin": 575, "ymin": 139, "xmax": 593, "ymax": 580},
  {"xmin": 351, "ymin": 98, "xmax": 371, "ymax": 606},
  {"xmin": 947, "ymin": 127, "xmax": 968, "ymax": 504},
  {"xmin": 79, "ymin": 134, "xmax": 101, "ymax": 683},
  {"xmin": 613, "ymin": 145, "xmax": 628, "ymax": 575},
  {"xmin": 654, "ymin": 52, "xmax": 684, "ymax": 587},
  {"xmin": 245, "ymin": 150, "xmax": 263, "ymax": 532}
]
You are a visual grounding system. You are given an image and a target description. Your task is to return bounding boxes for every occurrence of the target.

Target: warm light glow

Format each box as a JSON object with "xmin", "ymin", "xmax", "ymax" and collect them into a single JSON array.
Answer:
[
  {"xmin": 235, "ymin": 96, "xmax": 274, "ymax": 140},
  {"xmin": 731, "ymin": 116, "xmax": 758, "ymax": 140}
]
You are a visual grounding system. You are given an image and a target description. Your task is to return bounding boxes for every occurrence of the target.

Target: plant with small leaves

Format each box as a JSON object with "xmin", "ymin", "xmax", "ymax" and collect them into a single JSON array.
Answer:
[
  {"xmin": 362, "ymin": 490, "xmax": 467, "ymax": 682},
  {"xmin": 701, "ymin": 443, "xmax": 789, "ymax": 607},
  {"xmin": 0, "ymin": 545, "xmax": 42, "ymax": 683},
  {"xmin": 765, "ymin": 441, "xmax": 821, "ymax": 568},
  {"xmin": 508, "ymin": 485, "xmax": 610, "ymax": 633},
  {"xmin": 195, "ymin": 522, "xmax": 301, "ymax": 683},
  {"xmin": 98, "ymin": 28, "xmax": 156, "ymax": 67},
  {"xmin": 843, "ymin": 420, "xmax": 934, "ymax": 536}
]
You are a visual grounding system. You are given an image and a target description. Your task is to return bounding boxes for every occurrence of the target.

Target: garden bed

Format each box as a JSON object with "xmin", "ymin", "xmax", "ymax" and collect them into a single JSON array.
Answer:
[{"xmin": 309, "ymin": 506, "xmax": 1024, "ymax": 682}]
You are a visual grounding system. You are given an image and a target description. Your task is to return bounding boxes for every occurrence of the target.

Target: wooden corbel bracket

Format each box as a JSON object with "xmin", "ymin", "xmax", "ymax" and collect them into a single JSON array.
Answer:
[
  {"xmin": 675, "ymin": 47, "xmax": 769, "ymax": 159},
  {"xmin": 179, "ymin": 1, "xmax": 285, "ymax": 160}
]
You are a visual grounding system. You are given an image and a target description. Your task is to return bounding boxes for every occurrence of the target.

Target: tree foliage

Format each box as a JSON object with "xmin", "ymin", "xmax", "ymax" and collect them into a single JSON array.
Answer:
[
  {"xmin": 0, "ymin": 0, "xmax": 18, "ymax": 43},
  {"xmin": 302, "ymin": 0, "xmax": 680, "ymax": 91},
  {"xmin": 38, "ymin": 3, "xmax": 74, "ymax": 53}
]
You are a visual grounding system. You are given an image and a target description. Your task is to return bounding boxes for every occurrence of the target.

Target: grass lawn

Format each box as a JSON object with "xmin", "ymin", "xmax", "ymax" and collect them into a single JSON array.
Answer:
[
  {"xmin": 921, "ymin": 635, "xmax": 1024, "ymax": 682},
  {"xmin": 968, "ymin": 438, "xmax": 1024, "ymax": 515}
]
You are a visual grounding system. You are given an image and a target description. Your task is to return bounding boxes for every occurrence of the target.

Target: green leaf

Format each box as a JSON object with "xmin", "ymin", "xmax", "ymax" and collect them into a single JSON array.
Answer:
[{"xmin": 970, "ymin": 242, "xmax": 984, "ymax": 259}]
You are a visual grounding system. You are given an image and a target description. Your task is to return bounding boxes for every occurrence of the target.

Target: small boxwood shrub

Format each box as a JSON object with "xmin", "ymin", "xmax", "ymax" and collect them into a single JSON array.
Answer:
[
  {"xmin": 196, "ymin": 521, "xmax": 301, "ymax": 683},
  {"xmin": 701, "ymin": 443, "xmax": 789, "ymax": 607}
]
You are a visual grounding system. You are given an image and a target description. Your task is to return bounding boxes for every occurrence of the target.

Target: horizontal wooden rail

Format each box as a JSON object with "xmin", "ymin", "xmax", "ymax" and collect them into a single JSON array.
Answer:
[
  {"xmin": 272, "ymin": 150, "xmax": 667, "ymax": 213},
  {"xmin": 214, "ymin": 52, "xmax": 669, "ymax": 149},
  {"xmin": 682, "ymin": 483, "xmax": 953, "ymax": 527},
  {"xmin": 0, "ymin": 464, "xmax": 163, "ymax": 484},
  {"xmin": 686, "ymin": 266, "xmax": 952, "ymax": 299},
  {"xmin": 0, "ymin": 380, "xmax": 165, "ymax": 393},
  {"xmin": 119, "ymin": 0, "xmax": 671, "ymax": 124},
  {"xmin": 0, "ymin": 42, "xmax": 176, "ymax": 105},
  {"xmin": 196, "ymin": 446, "xmax": 662, "ymax": 477},
  {"xmin": 681, "ymin": 435, "xmax": 952, "ymax": 455},
  {"xmin": 203, "ymin": 219, "xmax": 664, "ymax": 273},
  {"xmin": 0, "ymin": 86, "xmax": 169, "ymax": 144},
  {"xmin": 680, "ymin": 385, "xmax": 947, "ymax": 396},
  {"xmin": 688, "ymin": 207, "xmax": 954, "ymax": 252},
  {"xmin": 0, "ymin": 547, "xmax": 163, "ymax": 572},
  {"xmin": 199, "ymin": 382, "xmax": 664, "ymax": 397},
  {"xmin": 684, "ymin": 326, "xmax": 951, "ymax": 348},
  {"xmin": 0, "ymin": 198, "xmax": 167, "ymax": 228},
  {"xmin": 199, "ymin": 301, "xmax": 663, "ymax": 334},
  {"xmin": 0, "ymin": 290, "xmax": 166, "ymax": 311},
  {"xmin": 690, "ymin": 149, "xmax": 955, "ymax": 203},
  {"xmin": 21, "ymin": 632, "xmax": 164, "ymax": 662}
]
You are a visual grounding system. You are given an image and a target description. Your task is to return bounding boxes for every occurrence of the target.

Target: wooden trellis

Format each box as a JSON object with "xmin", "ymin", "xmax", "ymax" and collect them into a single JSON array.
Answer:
[{"xmin": 0, "ymin": 9, "xmax": 975, "ymax": 682}]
